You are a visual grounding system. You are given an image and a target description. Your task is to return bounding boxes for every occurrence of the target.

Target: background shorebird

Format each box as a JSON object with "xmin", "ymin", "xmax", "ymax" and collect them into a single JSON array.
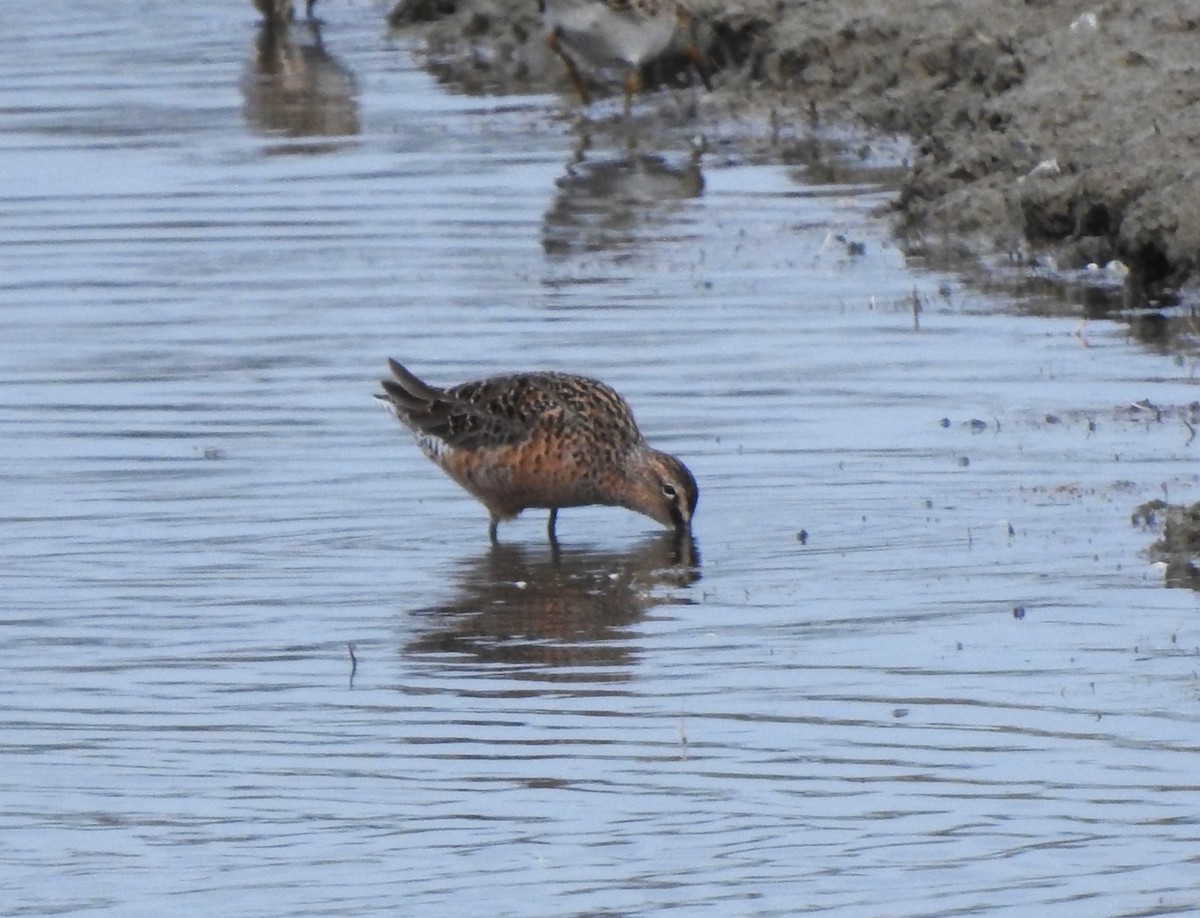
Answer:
[
  {"xmin": 376, "ymin": 359, "xmax": 698, "ymax": 542},
  {"xmin": 538, "ymin": 0, "xmax": 712, "ymax": 107}
]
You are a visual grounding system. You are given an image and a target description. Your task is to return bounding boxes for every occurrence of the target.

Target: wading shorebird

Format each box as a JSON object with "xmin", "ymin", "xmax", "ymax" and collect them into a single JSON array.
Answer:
[
  {"xmin": 376, "ymin": 359, "xmax": 698, "ymax": 543},
  {"xmin": 538, "ymin": 0, "xmax": 712, "ymax": 107}
]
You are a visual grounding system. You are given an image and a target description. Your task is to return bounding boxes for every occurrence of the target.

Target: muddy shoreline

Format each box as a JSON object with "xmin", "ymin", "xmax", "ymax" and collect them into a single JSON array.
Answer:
[{"xmin": 388, "ymin": 0, "xmax": 1200, "ymax": 307}]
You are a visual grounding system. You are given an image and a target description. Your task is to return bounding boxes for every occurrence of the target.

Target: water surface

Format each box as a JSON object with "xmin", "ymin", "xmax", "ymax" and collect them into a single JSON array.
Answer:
[{"xmin": 2, "ymin": 3, "xmax": 1199, "ymax": 916}]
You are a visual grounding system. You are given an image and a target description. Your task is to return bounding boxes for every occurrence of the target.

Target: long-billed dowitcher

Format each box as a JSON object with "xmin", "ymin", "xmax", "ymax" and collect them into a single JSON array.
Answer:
[
  {"xmin": 376, "ymin": 359, "xmax": 698, "ymax": 542},
  {"xmin": 538, "ymin": 0, "xmax": 712, "ymax": 107}
]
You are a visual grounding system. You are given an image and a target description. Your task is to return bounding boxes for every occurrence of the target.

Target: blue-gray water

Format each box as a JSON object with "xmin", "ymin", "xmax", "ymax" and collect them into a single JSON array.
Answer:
[{"xmin": 2, "ymin": 3, "xmax": 1199, "ymax": 915}]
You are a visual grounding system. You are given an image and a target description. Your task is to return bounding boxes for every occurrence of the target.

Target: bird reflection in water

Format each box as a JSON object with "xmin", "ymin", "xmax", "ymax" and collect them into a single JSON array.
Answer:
[
  {"xmin": 253, "ymin": 0, "xmax": 319, "ymax": 22},
  {"xmin": 404, "ymin": 530, "xmax": 699, "ymax": 683},
  {"xmin": 543, "ymin": 133, "xmax": 704, "ymax": 256},
  {"xmin": 241, "ymin": 15, "xmax": 360, "ymax": 149}
]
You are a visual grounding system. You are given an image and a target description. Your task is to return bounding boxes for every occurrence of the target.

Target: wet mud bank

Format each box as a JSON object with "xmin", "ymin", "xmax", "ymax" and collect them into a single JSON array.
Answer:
[{"xmin": 389, "ymin": 0, "xmax": 1200, "ymax": 305}]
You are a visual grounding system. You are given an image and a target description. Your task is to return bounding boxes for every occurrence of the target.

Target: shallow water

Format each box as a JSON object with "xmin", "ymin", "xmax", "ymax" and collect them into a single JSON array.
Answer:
[{"xmin": 3, "ymin": 3, "xmax": 1200, "ymax": 916}]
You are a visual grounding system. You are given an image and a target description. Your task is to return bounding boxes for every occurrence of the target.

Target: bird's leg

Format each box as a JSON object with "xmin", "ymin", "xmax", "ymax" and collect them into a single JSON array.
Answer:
[
  {"xmin": 685, "ymin": 44, "xmax": 713, "ymax": 92},
  {"xmin": 623, "ymin": 68, "xmax": 641, "ymax": 113},
  {"xmin": 488, "ymin": 516, "xmax": 500, "ymax": 545},
  {"xmin": 547, "ymin": 32, "xmax": 592, "ymax": 105},
  {"xmin": 547, "ymin": 510, "xmax": 562, "ymax": 563},
  {"xmin": 304, "ymin": 0, "xmax": 317, "ymax": 19},
  {"xmin": 674, "ymin": 6, "xmax": 713, "ymax": 92}
]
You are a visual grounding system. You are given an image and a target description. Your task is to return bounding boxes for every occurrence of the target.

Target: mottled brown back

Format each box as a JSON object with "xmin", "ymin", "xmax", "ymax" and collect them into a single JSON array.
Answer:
[{"xmin": 383, "ymin": 370, "xmax": 645, "ymax": 455}]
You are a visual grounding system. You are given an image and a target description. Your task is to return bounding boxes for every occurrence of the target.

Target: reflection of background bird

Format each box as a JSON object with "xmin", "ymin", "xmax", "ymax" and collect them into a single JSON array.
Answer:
[
  {"xmin": 543, "ymin": 139, "xmax": 704, "ymax": 255},
  {"xmin": 404, "ymin": 532, "xmax": 699, "ymax": 679},
  {"xmin": 241, "ymin": 18, "xmax": 360, "ymax": 145},
  {"xmin": 254, "ymin": 0, "xmax": 319, "ymax": 24},
  {"xmin": 377, "ymin": 359, "xmax": 698, "ymax": 543},
  {"xmin": 538, "ymin": 0, "xmax": 711, "ymax": 106}
]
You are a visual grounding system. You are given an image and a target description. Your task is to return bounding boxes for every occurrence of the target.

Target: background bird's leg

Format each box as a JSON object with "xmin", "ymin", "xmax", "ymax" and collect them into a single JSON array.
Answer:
[
  {"xmin": 547, "ymin": 33, "xmax": 592, "ymax": 105},
  {"xmin": 685, "ymin": 44, "xmax": 713, "ymax": 91},
  {"xmin": 547, "ymin": 508, "xmax": 559, "ymax": 541},
  {"xmin": 675, "ymin": 7, "xmax": 713, "ymax": 92},
  {"xmin": 488, "ymin": 516, "xmax": 500, "ymax": 544},
  {"xmin": 623, "ymin": 68, "xmax": 641, "ymax": 112}
]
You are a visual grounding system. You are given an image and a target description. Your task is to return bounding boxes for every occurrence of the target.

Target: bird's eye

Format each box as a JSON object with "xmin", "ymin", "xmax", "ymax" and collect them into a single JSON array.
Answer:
[{"xmin": 662, "ymin": 483, "xmax": 678, "ymax": 499}]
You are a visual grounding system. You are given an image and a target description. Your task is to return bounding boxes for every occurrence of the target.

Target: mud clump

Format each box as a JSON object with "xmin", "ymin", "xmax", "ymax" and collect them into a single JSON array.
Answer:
[
  {"xmin": 388, "ymin": 0, "xmax": 1200, "ymax": 300},
  {"xmin": 1135, "ymin": 499, "xmax": 1200, "ymax": 590}
]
